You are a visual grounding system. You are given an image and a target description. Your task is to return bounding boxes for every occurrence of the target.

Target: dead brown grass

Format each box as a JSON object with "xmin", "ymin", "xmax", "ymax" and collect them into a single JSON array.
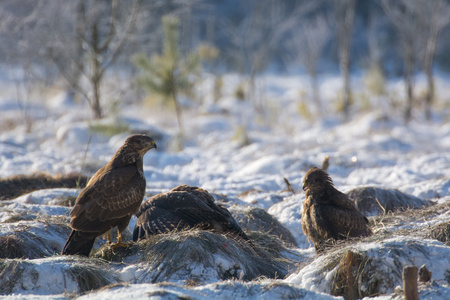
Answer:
[
  {"xmin": 0, "ymin": 211, "xmax": 71, "ymax": 259},
  {"xmin": 66, "ymin": 263, "xmax": 115, "ymax": 293},
  {"xmin": 0, "ymin": 259, "xmax": 25, "ymax": 295},
  {"xmin": 0, "ymin": 235, "xmax": 27, "ymax": 259},
  {"xmin": 331, "ymin": 250, "xmax": 371, "ymax": 300},
  {"xmin": 428, "ymin": 222, "xmax": 450, "ymax": 246},
  {"xmin": 0, "ymin": 172, "xmax": 88, "ymax": 200}
]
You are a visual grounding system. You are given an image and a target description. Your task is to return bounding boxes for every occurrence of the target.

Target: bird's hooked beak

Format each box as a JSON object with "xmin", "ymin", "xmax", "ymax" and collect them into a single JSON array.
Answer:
[
  {"xmin": 302, "ymin": 182, "xmax": 307, "ymax": 191},
  {"xmin": 140, "ymin": 139, "xmax": 157, "ymax": 156}
]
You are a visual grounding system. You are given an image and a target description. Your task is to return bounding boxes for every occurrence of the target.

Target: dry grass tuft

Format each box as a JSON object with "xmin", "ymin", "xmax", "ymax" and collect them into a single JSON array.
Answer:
[
  {"xmin": 0, "ymin": 172, "xmax": 88, "ymax": 200},
  {"xmin": 232, "ymin": 207, "xmax": 298, "ymax": 247},
  {"xmin": 428, "ymin": 222, "xmax": 450, "ymax": 246},
  {"xmin": 231, "ymin": 125, "xmax": 251, "ymax": 147},
  {"xmin": 88, "ymin": 121, "xmax": 130, "ymax": 137},
  {"xmin": 0, "ymin": 214, "xmax": 70, "ymax": 259},
  {"xmin": 0, "ymin": 259, "xmax": 25, "ymax": 295},
  {"xmin": 370, "ymin": 201, "xmax": 450, "ymax": 241},
  {"xmin": 66, "ymin": 263, "xmax": 116, "ymax": 293},
  {"xmin": 331, "ymin": 250, "xmax": 371, "ymax": 300},
  {"xmin": 0, "ymin": 227, "xmax": 66, "ymax": 259},
  {"xmin": 0, "ymin": 235, "xmax": 27, "ymax": 259},
  {"xmin": 348, "ymin": 187, "xmax": 433, "ymax": 217}
]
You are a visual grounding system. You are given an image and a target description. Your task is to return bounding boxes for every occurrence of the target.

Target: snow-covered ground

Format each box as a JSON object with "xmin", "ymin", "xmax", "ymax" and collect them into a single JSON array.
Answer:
[{"xmin": 1, "ymin": 72, "xmax": 450, "ymax": 299}]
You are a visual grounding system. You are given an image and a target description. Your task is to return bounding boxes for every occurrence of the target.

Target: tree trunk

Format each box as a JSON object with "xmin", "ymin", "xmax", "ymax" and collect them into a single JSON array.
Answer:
[
  {"xmin": 171, "ymin": 80, "xmax": 183, "ymax": 134},
  {"xmin": 423, "ymin": 0, "xmax": 441, "ymax": 120},
  {"xmin": 91, "ymin": 22, "xmax": 103, "ymax": 120},
  {"xmin": 309, "ymin": 65, "xmax": 321, "ymax": 115},
  {"xmin": 92, "ymin": 75, "xmax": 102, "ymax": 119},
  {"xmin": 341, "ymin": 58, "xmax": 352, "ymax": 119},
  {"xmin": 336, "ymin": 0, "xmax": 356, "ymax": 120},
  {"xmin": 403, "ymin": 39, "xmax": 414, "ymax": 123}
]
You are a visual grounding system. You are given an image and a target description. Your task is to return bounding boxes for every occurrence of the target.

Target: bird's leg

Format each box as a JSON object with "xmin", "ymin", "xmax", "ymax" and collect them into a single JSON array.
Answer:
[
  {"xmin": 111, "ymin": 231, "xmax": 130, "ymax": 249},
  {"xmin": 107, "ymin": 231, "xmax": 112, "ymax": 244}
]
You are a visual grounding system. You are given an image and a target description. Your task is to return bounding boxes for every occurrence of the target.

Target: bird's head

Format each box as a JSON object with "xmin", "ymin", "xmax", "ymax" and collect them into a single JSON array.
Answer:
[
  {"xmin": 302, "ymin": 167, "xmax": 333, "ymax": 192},
  {"xmin": 124, "ymin": 134, "xmax": 157, "ymax": 156}
]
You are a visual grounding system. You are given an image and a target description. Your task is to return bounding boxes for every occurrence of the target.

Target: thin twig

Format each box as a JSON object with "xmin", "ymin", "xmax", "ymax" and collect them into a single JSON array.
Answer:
[
  {"xmin": 76, "ymin": 134, "xmax": 93, "ymax": 193},
  {"xmin": 283, "ymin": 177, "xmax": 296, "ymax": 194}
]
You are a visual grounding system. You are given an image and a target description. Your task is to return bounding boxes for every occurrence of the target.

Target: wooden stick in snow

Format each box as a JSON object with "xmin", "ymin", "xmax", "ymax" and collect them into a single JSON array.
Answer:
[{"xmin": 403, "ymin": 265, "xmax": 419, "ymax": 300}]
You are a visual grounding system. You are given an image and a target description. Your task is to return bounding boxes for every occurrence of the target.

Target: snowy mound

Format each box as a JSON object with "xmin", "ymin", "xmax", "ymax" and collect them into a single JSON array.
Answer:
[
  {"xmin": 93, "ymin": 229, "xmax": 301, "ymax": 283},
  {"xmin": 0, "ymin": 257, "xmax": 118, "ymax": 295},
  {"xmin": 287, "ymin": 236, "xmax": 450, "ymax": 299}
]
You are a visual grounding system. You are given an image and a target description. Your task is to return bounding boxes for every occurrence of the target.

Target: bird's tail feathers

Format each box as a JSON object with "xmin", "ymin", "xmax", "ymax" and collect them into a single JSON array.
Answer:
[{"xmin": 61, "ymin": 230, "xmax": 96, "ymax": 257}]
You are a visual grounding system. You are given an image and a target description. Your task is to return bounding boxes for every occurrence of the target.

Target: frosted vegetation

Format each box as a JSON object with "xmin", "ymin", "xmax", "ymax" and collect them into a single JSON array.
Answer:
[{"xmin": 0, "ymin": 70, "xmax": 450, "ymax": 299}]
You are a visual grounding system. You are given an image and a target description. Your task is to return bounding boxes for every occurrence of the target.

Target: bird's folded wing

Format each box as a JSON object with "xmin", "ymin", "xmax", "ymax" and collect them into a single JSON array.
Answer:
[
  {"xmin": 71, "ymin": 165, "xmax": 145, "ymax": 230},
  {"xmin": 322, "ymin": 205, "xmax": 370, "ymax": 238},
  {"xmin": 139, "ymin": 191, "xmax": 230, "ymax": 228}
]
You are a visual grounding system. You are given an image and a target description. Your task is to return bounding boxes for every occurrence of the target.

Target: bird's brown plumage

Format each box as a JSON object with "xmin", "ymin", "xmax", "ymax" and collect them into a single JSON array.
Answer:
[
  {"xmin": 133, "ymin": 184, "xmax": 250, "ymax": 243},
  {"xmin": 62, "ymin": 134, "xmax": 157, "ymax": 256},
  {"xmin": 301, "ymin": 167, "xmax": 372, "ymax": 254}
]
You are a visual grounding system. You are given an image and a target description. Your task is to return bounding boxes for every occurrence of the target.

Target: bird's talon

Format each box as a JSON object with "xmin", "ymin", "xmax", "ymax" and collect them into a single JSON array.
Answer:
[{"xmin": 110, "ymin": 241, "xmax": 131, "ymax": 249}]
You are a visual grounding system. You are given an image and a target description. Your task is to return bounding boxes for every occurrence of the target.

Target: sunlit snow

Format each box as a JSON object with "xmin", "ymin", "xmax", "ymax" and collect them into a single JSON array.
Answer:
[{"xmin": 1, "ymin": 72, "xmax": 450, "ymax": 299}]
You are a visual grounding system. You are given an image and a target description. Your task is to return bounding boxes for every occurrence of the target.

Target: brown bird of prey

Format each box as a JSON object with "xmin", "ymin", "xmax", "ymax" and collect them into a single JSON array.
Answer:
[
  {"xmin": 133, "ymin": 184, "xmax": 250, "ymax": 243},
  {"xmin": 301, "ymin": 167, "xmax": 371, "ymax": 254},
  {"xmin": 62, "ymin": 134, "xmax": 157, "ymax": 256}
]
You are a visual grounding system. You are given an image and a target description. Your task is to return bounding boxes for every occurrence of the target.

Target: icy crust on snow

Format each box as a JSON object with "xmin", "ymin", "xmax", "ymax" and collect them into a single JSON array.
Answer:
[
  {"xmin": 11, "ymin": 189, "xmax": 79, "ymax": 206},
  {"xmin": 74, "ymin": 280, "xmax": 341, "ymax": 300},
  {"xmin": 0, "ymin": 200, "xmax": 70, "ymax": 223}
]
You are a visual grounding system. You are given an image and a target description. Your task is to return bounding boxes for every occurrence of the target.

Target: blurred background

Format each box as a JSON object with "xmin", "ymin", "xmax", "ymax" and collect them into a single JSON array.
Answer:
[{"xmin": 0, "ymin": 0, "xmax": 449, "ymax": 130}]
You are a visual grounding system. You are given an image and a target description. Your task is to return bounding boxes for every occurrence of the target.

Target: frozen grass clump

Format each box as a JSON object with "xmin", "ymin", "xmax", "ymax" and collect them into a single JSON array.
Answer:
[
  {"xmin": 95, "ymin": 229, "xmax": 301, "ymax": 284},
  {"xmin": 231, "ymin": 206, "xmax": 298, "ymax": 246},
  {"xmin": 428, "ymin": 223, "xmax": 450, "ymax": 246},
  {"xmin": 66, "ymin": 262, "xmax": 116, "ymax": 293},
  {"xmin": 0, "ymin": 221, "xmax": 70, "ymax": 259},
  {"xmin": 347, "ymin": 187, "xmax": 433, "ymax": 216}
]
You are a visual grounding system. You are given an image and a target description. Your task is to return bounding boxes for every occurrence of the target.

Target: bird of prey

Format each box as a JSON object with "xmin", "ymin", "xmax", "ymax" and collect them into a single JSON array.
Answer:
[
  {"xmin": 133, "ymin": 184, "xmax": 250, "ymax": 243},
  {"xmin": 301, "ymin": 167, "xmax": 372, "ymax": 254},
  {"xmin": 62, "ymin": 134, "xmax": 157, "ymax": 256}
]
